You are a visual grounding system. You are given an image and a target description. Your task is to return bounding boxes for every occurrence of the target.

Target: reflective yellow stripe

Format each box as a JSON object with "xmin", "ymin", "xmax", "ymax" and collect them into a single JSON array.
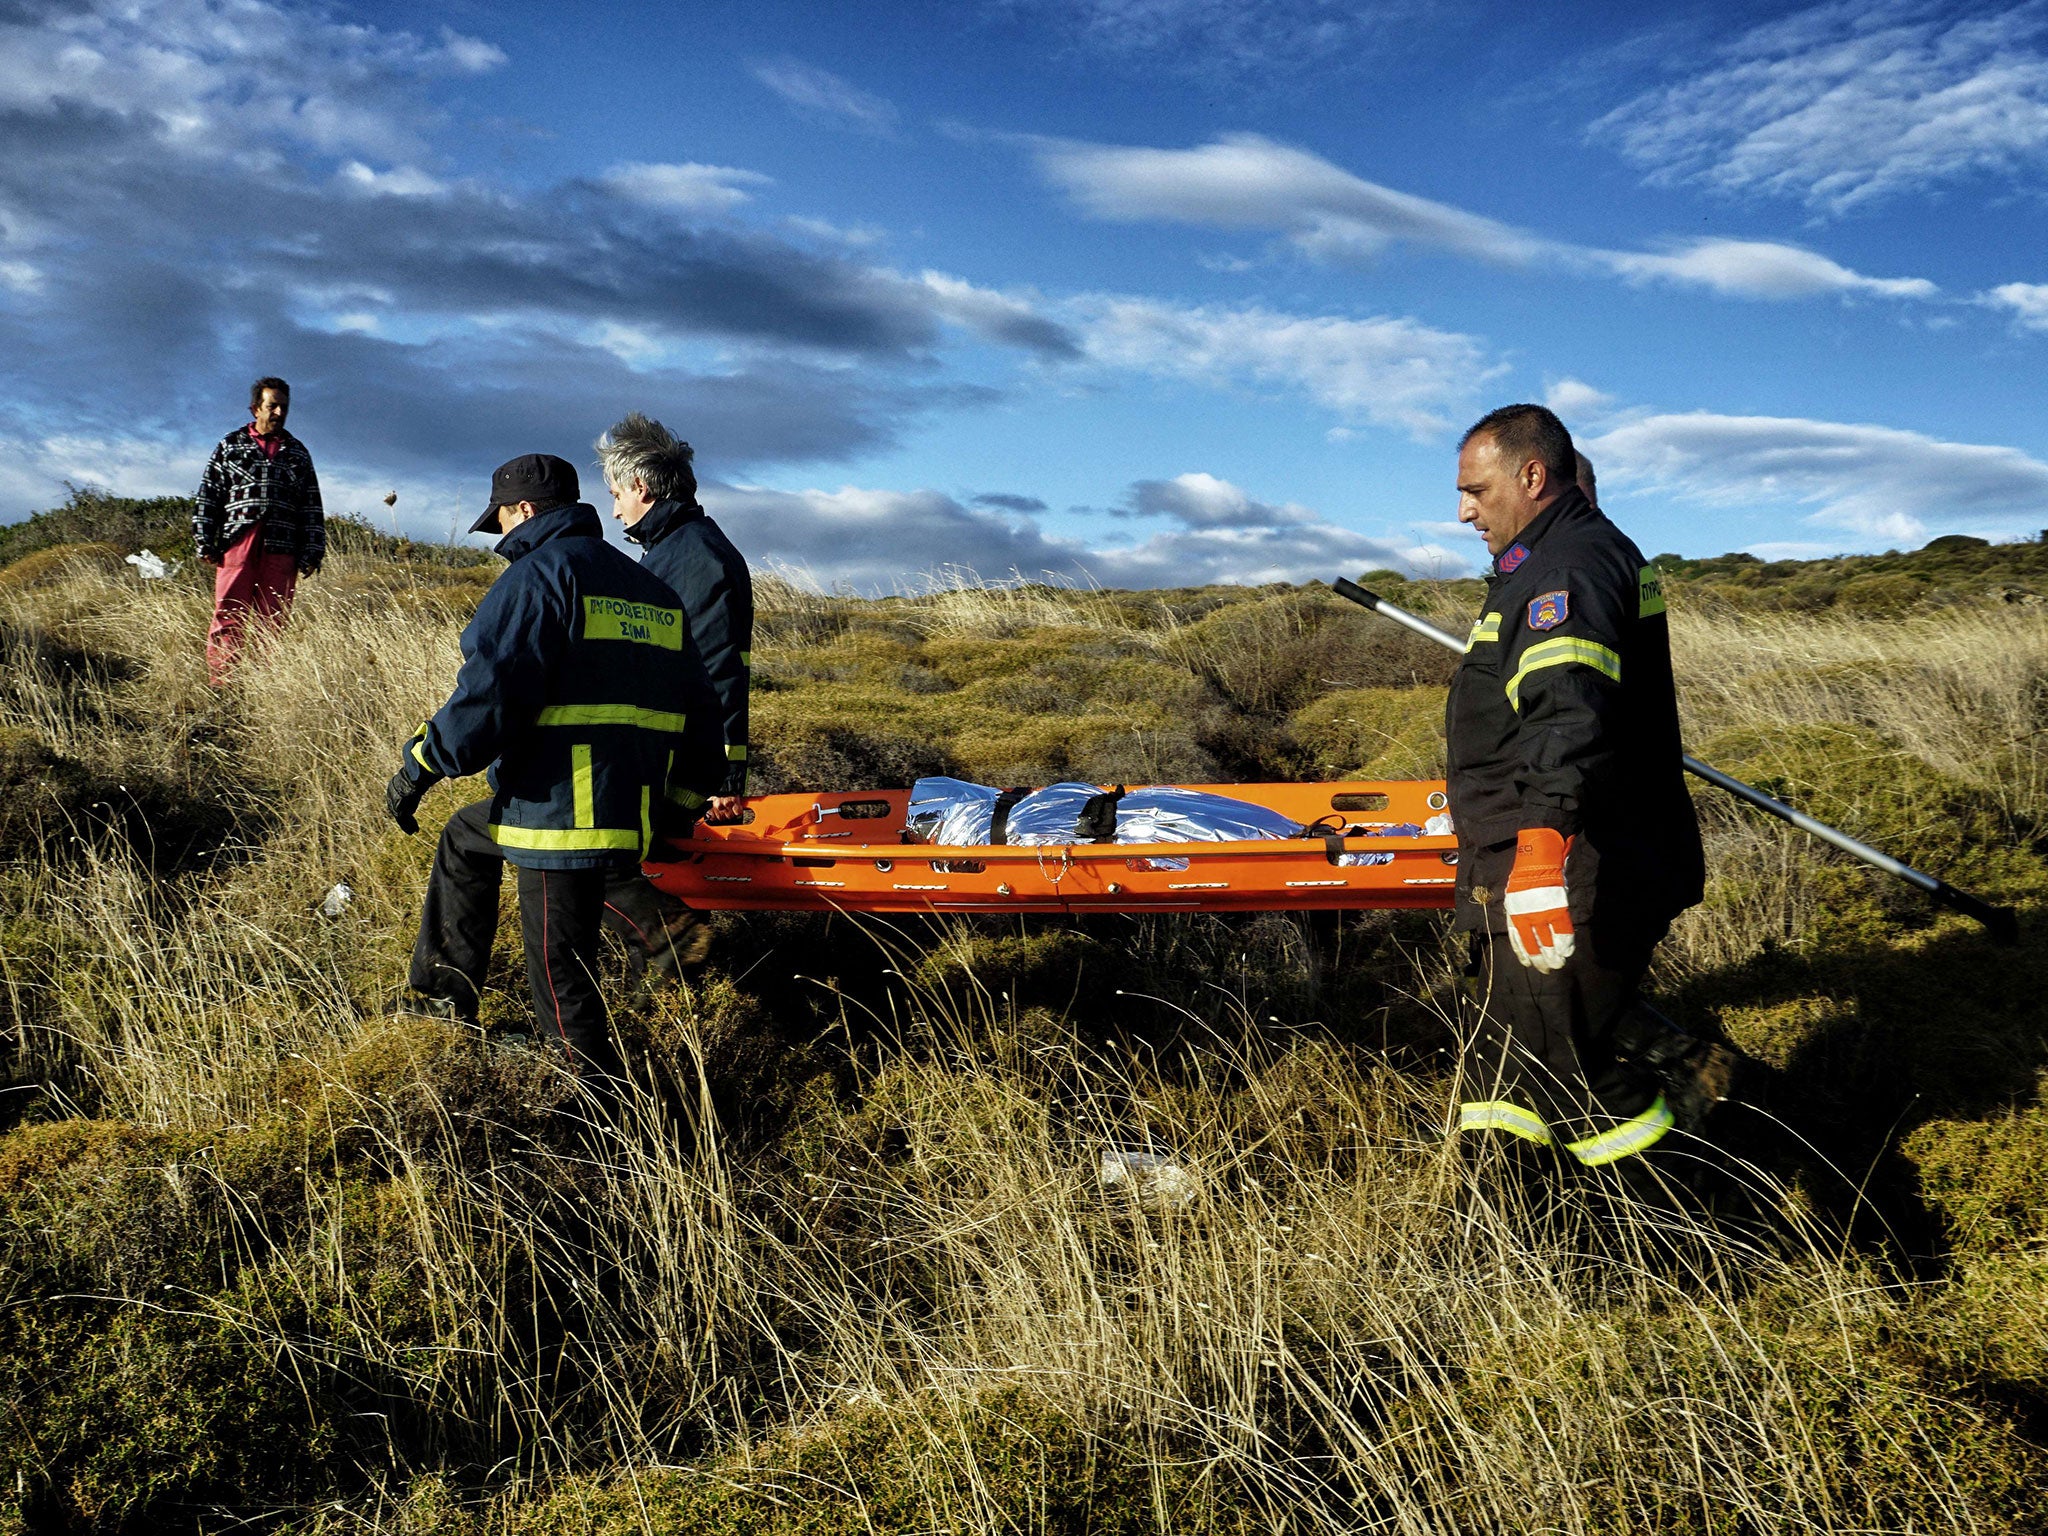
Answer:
[
  {"xmin": 581, "ymin": 594, "xmax": 684, "ymax": 650},
  {"xmin": 1506, "ymin": 637, "xmax": 1622, "ymax": 712},
  {"xmin": 410, "ymin": 738, "xmax": 433, "ymax": 772},
  {"xmin": 570, "ymin": 744, "xmax": 594, "ymax": 829},
  {"xmin": 739, "ymin": 650, "xmax": 752, "ymax": 667},
  {"xmin": 534, "ymin": 704, "xmax": 688, "ymax": 732},
  {"xmin": 1638, "ymin": 566, "xmax": 1666, "ymax": 619},
  {"xmin": 1564, "ymin": 1096, "xmax": 1674, "ymax": 1166},
  {"xmin": 1458, "ymin": 1101, "xmax": 1553, "ymax": 1145},
  {"xmin": 668, "ymin": 785, "xmax": 708, "ymax": 810},
  {"xmin": 724, "ymin": 743, "xmax": 748, "ymax": 761},
  {"xmin": 1464, "ymin": 612, "xmax": 1501, "ymax": 652},
  {"xmin": 639, "ymin": 784, "xmax": 652, "ymax": 856},
  {"xmin": 487, "ymin": 824, "xmax": 641, "ymax": 852}
]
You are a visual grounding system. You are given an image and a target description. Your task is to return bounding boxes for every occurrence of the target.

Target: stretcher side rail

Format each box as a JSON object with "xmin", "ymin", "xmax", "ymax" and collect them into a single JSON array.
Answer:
[{"xmin": 642, "ymin": 780, "xmax": 1462, "ymax": 914}]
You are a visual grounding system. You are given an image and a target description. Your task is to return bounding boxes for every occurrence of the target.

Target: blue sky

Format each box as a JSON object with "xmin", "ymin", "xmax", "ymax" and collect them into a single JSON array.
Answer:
[{"xmin": 3, "ymin": 0, "xmax": 2046, "ymax": 586}]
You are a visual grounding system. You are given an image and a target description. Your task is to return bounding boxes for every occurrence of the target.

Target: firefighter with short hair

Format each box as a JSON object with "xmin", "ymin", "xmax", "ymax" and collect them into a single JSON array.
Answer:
[
  {"xmin": 1446, "ymin": 404, "xmax": 1710, "ymax": 1170},
  {"xmin": 385, "ymin": 454, "xmax": 725, "ymax": 1078}
]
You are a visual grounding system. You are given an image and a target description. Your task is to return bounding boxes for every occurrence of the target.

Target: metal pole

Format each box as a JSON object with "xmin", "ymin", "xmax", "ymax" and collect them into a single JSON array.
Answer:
[{"xmin": 1332, "ymin": 577, "xmax": 2018, "ymax": 944}]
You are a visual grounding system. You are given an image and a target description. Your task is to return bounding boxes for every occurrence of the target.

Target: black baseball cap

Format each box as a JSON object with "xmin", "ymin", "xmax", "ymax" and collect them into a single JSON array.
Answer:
[{"xmin": 472, "ymin": 454, "xmax": 579, "ymax": 533}]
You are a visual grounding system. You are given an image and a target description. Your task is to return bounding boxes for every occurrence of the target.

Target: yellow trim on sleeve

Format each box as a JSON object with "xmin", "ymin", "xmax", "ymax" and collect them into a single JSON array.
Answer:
[
  {"xmin": 1505, "ymin": 636, "xmax": 1622, "ymax": 712},
  {"xmin": 1464, "ymin": 612, "xmax": 1501, "ymax": 652},
  {"xmin": 724, "ymin": 743, "xmax": 748, "ymax": 761}
]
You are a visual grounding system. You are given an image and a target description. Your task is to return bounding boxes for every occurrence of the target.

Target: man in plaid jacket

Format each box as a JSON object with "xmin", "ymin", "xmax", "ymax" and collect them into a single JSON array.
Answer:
[{"xmin": 192, "ymin": 376, "xmax": 324, "ymax": 683}]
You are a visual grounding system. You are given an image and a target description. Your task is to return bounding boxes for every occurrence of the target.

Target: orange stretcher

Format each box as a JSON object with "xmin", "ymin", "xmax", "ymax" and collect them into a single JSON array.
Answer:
[{"xmin": 643, "ymin": 781, "xmax": 1459, "ymax": 915}]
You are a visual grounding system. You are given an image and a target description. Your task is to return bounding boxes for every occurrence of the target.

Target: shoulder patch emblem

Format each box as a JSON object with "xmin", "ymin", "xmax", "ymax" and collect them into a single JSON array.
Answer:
[
  {"xmin": 1527, "ymin": 590, "xmax": 1569, "ymax": 630},
  {"xmin": 1498, "ymin": 542, "xmax": 1529, "ymax": 573}
]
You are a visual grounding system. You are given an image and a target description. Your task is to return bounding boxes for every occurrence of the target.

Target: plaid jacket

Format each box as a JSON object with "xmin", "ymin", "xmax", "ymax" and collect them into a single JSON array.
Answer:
[{"xmin": 192, "ymin": 426, "xmax": 325, "ymax": 569}]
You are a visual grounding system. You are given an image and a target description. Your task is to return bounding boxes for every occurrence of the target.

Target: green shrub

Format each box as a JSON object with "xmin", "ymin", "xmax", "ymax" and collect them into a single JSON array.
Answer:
[
  {"xmin": 0, "ymin": 541, "xmax": 128, "ymax": 590},
  {"xmin": 1903, "ymin": 1085, "xmax": 2048, "ymax": 1255},
  {"xmin": 502, "ymin": 1388, "xmax": 1240, "ymax": 1536},
  {"xmin": 1290, "ymin": 687, "xmax": 1446, "ymax": 779},
  {"xmin": 0, "ymin": 487, "xmax": 196, "ymax": 569}
]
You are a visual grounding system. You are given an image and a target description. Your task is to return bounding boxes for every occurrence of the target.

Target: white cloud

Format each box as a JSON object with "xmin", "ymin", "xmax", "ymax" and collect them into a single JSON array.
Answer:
[
  {"xmin": 1029, "ymin": 132, "xmax": 1939, "ymax": 302},
  {"xmin": 1121, "ymin": 471, "xmax": 1305, "ymax": 528},
  {"xmin": 0, "ymin": 0, "xmax": 505, "ymax": 165},
  {"xmin": 339, "ymin": 161, "xmax": 447, "ymax": 198},
  {"xmin": 599, "ymin": 161, "xmax": 774, "ymax": 214},
  {"xmin": 1590, "ymin": 411, "xmax": 2048, "ymax": 542},
  {"xmin": 1033, "ymin": 132, "xmax": 1548, "ymax": 265},
  {"xmin": 996, "ymin": 0, "xmax": 1431, "ymax": 84},
  {"xmin": 1591, "ymin": 0, "xmax": 2048, "ymax": 211},
  {"xmin": 918, "ymin": 271, "xmax": 1082, "ymax": 357},
  {"xmin": 784, "ymin": 215, "xmax": 886, "ymax": 247},
  {"xmin": 705, "ymin": 472, "xmax": 1470, "ymax": 589},
  {"xmin": 0, "ymin": 259, "xmax": 42, "ymax": 293},
  {"xmin": 750, "ymin": 58, "xmax": 899, "ymax": 135},
  {"xmin": 1066, "ymin": 295, "xmax": 1500, "ymax": 436},
  {"xmin": 1602, "ymin": 238, "xmax": 1939, "ymax": 299},
  {"xmin": 1987, "ymin": 280, "xmax": 2048, "ymax": 330},
  {"xmin": 1544, "ymin": 377, "xmax": 1617, "ymax": 421}
]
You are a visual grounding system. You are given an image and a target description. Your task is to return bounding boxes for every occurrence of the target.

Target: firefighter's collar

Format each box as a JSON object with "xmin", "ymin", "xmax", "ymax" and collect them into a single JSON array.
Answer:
[
  {"xmin": 1491, "ymin": 485, "xmax": 1590, "ymax": 575},
  {"xmin": 495, "ymin": 501, "xmax": 604, "ymax": 561},
  {"xmin": 624, "ymin": 497, "xmax": 704, "ymax": 547}
]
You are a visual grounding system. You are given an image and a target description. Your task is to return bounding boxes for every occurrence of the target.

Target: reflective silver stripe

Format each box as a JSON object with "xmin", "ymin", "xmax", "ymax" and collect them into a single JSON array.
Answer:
[
  {"xmin": 1457, "ymin": 1101, "xmax": 1552, "ymax": 1145},
  {"xmin": 1564, "ymin": 1096, "xmax": 1674, "ymax": 1166}
]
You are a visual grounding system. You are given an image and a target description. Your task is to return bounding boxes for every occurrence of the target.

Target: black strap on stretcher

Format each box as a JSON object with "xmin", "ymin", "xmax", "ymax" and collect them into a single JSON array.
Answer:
[
  {"xmin": 1304, "ymin": 813, "xmax": 1359, "ymax": 866},
  {"xmin": 1075, "ymin": 785, "xmax": 1127, "ymax": 843},
  {"xmin": 988, "ymin": 787, "xmax": 1032, "ymax": 845}
]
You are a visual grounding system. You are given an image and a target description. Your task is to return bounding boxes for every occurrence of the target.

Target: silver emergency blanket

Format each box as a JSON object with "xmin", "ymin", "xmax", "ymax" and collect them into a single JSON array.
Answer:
[
  {"xmin": 907, "ymin": 778, "xmax": 1304, "ymax": 847},
  {"xmin": 904, "ymin": 779, "xmax": 1452, "ymax": 865}
]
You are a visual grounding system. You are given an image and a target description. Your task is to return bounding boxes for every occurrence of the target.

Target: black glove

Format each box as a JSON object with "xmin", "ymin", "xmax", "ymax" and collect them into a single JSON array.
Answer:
[{"xmin": 386, "ymin": 771, "xmax": 427, "ymax": 834}]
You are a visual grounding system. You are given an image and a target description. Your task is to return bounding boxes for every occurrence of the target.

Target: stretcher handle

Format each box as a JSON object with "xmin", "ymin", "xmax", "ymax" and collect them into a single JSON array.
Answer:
[{"xmin": 1331, "ymin": 577, "xmax": 2019, "ymax": 945}]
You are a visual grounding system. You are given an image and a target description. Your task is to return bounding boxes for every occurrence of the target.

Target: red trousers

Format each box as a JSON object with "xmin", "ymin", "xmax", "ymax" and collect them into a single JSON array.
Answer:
[{"xmin": 207, "ymin": 525, "xmax": 299, "ymax": 684}]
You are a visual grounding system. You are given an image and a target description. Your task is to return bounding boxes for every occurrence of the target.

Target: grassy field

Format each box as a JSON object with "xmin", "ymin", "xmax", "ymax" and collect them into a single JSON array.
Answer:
[{"xmin": 2, "ymin": 502, "xmax": 2046, "ymax": 1533}]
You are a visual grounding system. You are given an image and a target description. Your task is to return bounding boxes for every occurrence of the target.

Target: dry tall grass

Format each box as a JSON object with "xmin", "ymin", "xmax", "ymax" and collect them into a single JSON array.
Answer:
[{"xmin": 2, "ymin": 553, "xmax": 2043, "ymax": 1533}]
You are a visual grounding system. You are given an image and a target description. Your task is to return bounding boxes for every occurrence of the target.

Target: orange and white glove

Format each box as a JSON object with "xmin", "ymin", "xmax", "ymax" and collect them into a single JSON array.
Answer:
[{"xmin": 1503, "ymin": 828, "xmax": 1575, "ymax": 972}]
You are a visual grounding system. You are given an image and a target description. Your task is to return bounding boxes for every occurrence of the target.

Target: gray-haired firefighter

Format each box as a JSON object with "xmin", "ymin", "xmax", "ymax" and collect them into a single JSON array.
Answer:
[
  {"xmin": 1446, "ymin": 404, "xmax": 1723, "ymax": 1172},
  {"xmin": 591, "ymin": 412, "xmax": 755, "ymax": 980},
  {"xmin": 385, "ymin": 453, "xmax": 726, "ymax": 1080}
]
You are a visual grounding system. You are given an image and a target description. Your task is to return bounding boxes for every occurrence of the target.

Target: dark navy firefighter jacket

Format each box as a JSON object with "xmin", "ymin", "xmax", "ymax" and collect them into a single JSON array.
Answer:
[
  {"xmin": 399, "ymin": 503, "xmax": 726, "ymax": 870},
  {"xmin": 1445, "ymin": 485, "xmax": 1704, "ymax": 951},
  {"xmin": 626, "ymin": 498, "xmax": 753, "ymax": 798}
]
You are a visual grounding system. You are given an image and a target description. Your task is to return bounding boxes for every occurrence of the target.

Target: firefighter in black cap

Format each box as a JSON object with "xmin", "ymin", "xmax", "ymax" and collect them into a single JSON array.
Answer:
[
  {"xmin": 1445, "ymin": 404, "xmax": 1721, "ymax": 1171},
  {"xmin": 385, "ymin": 453, "xmax": 725, "ymax": 1078}
]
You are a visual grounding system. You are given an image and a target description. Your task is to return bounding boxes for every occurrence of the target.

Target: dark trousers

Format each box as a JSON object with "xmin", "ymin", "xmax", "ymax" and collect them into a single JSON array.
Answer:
[
  {"xmin": 1458, "ymin": 927, "xmax": 1669, "ymax": 1163},
  {"xmin": 410, "ymin": 801, "xmax": 618, "ymax": 1075},
  {"xmin": 601, "ymin": 868, "xmax": 706, "ymax": 982}
]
